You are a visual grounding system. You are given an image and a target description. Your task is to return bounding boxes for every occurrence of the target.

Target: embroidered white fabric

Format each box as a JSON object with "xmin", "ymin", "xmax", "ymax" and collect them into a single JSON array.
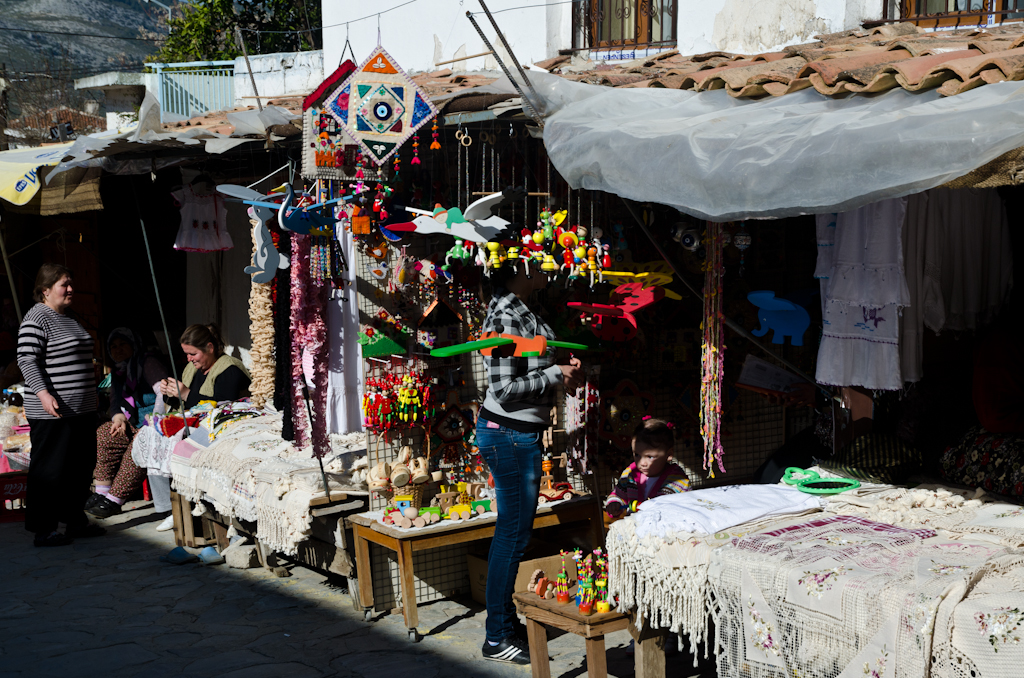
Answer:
[
  {"xmin": 131, "ymin": 425, "xmax": 185, "ymax": 478},
  {"xmin": 169, "ymin": 411, "xmax": 366, "ymax": 555},
  {"xmin": 708, "ymin": 515, "xmax": 1005, "ymax": 678},
  {"xmin": 632, "ymin": 484, "xmax": 822, "ymax": 539}
]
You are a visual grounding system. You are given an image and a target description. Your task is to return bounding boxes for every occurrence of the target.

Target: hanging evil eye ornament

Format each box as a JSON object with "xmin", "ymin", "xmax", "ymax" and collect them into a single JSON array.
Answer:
[{"xmin": 733, "ymin": 223, "xmax": 751, "ymax": 276}]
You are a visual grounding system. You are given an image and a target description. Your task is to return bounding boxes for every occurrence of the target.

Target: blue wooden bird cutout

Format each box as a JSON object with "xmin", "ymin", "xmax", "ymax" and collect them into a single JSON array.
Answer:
[{"xmin": 239, "ymin": 184, "xmax": 351, "ymax": 235}]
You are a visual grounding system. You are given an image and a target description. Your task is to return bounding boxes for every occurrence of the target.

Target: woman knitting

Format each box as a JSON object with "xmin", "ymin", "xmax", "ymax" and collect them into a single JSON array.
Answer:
[
  {"xmin": 145, "ymin": 324, "xmax": 250, "ymax": 531},
  {"xmin": 87, "ymin": 328, "xmax": 168, "ymax": 519}
]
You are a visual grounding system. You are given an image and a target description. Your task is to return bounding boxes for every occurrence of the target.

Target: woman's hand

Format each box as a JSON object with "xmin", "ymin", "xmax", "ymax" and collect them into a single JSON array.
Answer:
[
  {"xmin": 160, "ymin": 378, "xmax": 189, "ymax": 401},
  {"xmin": 558, "ymin": 357, "xmax": 585, "ymax": 391},
  {"xmin": 37, "ymin": 390, "xmax": 60, "ymax": 418},
  {"xmin": 110, "ymin": 413, "xmax": 128, "ymax": 437}
]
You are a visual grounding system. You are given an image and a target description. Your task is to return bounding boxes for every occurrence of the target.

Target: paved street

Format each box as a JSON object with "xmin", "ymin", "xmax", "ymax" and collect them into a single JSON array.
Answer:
[{"xmin": 0, "ymin": 501, "xmax": 712, "ymax": 678}]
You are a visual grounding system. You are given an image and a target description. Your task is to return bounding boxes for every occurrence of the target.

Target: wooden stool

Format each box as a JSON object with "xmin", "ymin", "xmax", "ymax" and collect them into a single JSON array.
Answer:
[{"xmin": 513, "ymin": 591, "xmax": 629, "ymax": 678}]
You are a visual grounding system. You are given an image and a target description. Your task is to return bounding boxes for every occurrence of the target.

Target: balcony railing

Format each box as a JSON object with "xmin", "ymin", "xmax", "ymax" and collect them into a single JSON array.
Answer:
[
  {"xmin": 149, "ymin": 60, "xmax": 235, "ymax": 122},
  {"xmin": 571, "ymin": 0, "xmax": 677, "ymax": 53},
  {"xmin": 875, "ymin": 0, "xmax": 1024, "ymax": 26}
]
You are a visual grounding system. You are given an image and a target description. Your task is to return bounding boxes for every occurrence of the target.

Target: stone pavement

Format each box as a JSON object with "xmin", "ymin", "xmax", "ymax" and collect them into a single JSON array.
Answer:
[{"xmin": 0, "ymin": 501, "xmax": 715, "ymax": 678}]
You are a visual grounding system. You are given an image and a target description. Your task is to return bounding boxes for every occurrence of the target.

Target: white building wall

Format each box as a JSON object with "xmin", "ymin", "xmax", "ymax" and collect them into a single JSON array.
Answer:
[
  {"xmin": 233, "ymin": 50, "xmax": 325, "ymax": 106},
  {"xmin": 322, "ymin": 0, "xmax": 557, "ymax": 74},
  {"xmin": 322, "ymin": 0, "xmax": 885, "ymax": 72}
]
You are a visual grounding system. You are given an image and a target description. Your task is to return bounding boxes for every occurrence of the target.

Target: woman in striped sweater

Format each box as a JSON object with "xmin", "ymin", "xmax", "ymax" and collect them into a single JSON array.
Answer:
[{"xmin": 17, "ymin": 264, "xmax": 101, "ymax": 547}]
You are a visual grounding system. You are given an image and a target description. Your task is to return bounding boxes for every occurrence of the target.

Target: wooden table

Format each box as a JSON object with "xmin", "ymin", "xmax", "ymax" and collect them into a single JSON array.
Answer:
[
  {"xmin": 347, "ymin": 496, "xmax": 604, "ymax": 641},
  {"xmin": 513, "ymin": 592, "xmax": 665, "ymax": 678}
]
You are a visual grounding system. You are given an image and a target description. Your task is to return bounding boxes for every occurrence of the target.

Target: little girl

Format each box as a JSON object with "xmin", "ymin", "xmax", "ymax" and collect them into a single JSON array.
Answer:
[{"xmin": 605, "ymin": 417, "xmax": 690, "ymax": 518}]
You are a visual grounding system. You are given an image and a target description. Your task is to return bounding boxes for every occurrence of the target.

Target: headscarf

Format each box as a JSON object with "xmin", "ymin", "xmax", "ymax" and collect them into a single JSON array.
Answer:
[{"xmin": 108, "ymin": 327, "xmax": 146, "ymax": 424}]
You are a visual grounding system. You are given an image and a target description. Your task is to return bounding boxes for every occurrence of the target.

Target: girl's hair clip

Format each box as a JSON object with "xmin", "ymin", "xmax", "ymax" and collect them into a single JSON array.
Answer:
[
  {"xmin": 642, "ymin": 415, "xmax": 652, "ymax": 421},
  {"xmin": 666, "ymin": 422, "xmax": 675, "ymax": 429}
]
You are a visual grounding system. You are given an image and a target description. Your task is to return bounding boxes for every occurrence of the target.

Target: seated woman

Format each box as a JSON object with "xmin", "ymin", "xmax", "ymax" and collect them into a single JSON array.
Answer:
[
  {"xmin": 87, "ymin": 328, "xmax": 168, "ymax": 519},
  {"xmin": 148, "ymin": 324, "xmax": 250, "ymax": 531}
]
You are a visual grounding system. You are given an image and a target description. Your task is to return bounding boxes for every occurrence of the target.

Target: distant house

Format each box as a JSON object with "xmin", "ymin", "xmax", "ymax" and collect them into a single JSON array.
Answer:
[{"xmin": 8, "ymin": 107, "xmax": 106, "ymax": 144}]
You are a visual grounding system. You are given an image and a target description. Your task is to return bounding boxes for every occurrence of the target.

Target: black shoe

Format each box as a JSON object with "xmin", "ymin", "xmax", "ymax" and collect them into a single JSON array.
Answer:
[
  {"xmin": 34, "ymin": 532, "xmax": 74, "ymax": 547},
  {"xmin": 482, "ymin": 637, "xmax": 530, "ymax": 665},
  {"xmin": 83, "ymin": 493, "xmax": 104, "ymax": 511},
  {"xmin": 86, "ymin": 496, "xmax": 122, "ymax": 519},
  {"xmin": 66, "ymin": 523, "xmax": 106, "ymax": 539}
]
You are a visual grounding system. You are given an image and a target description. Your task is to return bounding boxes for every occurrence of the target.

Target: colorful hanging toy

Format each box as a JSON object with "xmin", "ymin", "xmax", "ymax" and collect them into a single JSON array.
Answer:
[{"xmin": 430, "ymin": 118, "xmax": 441, "ymax": 150}]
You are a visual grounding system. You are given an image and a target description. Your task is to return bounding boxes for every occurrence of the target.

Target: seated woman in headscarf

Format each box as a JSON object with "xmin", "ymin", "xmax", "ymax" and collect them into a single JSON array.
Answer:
[{"xmin": 87, "ymin": 328, "xmax": 168, "ymax": 518}]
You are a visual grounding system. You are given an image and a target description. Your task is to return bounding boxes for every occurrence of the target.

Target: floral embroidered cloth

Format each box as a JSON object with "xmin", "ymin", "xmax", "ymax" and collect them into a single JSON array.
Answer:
[{"xmin": 710, "ymin": 514, "xmax": 1006, "ymax": 678}]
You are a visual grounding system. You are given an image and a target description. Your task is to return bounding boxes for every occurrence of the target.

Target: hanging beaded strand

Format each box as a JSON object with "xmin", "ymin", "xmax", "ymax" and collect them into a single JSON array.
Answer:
[
  {"xmin": 411, "ymin": 134, "xmax": 420, "ymax": 166},
  {"xmin": 430, "ymin": 118, "xmax": 441, "ymax": 150},
  {"xmin": 700, "ymin": 221, "xmax": 726, "ymax": 478}
]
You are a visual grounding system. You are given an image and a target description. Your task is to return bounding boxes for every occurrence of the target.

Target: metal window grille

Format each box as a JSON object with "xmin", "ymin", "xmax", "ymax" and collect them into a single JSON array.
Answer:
[{"xmin": 571, "ymin": 0, "xmax": 677, "ymax": 52}]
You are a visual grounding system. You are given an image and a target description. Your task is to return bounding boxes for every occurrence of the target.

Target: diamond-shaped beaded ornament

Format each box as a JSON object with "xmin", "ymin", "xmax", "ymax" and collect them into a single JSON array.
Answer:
[{"xmin": 323, "ymin": 46, "xmax": 439, "ymax": 166}]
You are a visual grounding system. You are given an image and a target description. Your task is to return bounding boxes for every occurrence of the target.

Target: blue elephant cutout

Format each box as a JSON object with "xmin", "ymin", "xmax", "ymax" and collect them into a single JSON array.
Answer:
[{"xmin": 747, "ymin": 291, "xmax": 810, "ymax": 346}]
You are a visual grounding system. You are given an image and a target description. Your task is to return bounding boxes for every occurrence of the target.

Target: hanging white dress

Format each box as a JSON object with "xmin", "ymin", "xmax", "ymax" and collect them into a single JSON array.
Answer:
[
  {"xmin": 172, "ymin": 185, "xmax": 233, "ymax": 252},
  {"xmin": 815, "ymin": 198, "xmax": 910, "ymax": 391}
]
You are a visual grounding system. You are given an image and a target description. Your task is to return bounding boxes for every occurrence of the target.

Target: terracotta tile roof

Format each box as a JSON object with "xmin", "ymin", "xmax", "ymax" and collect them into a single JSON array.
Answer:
[
  {"xmin": 532, "ymin": 21, "xmax": 1024, "ymax": 100},
  {"xmin": 11, "ymin": 107, "xmax": 105, "ymax": 133},
  {"xmin": 161, "ymin": 100, "xmax": 304, "ymax": 137}
]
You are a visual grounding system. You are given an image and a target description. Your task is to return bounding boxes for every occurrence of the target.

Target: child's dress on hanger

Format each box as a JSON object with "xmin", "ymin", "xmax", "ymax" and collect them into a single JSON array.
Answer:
[{"xmin": 171, "ymin": 185, "xmax": 233, "ymax": 252}]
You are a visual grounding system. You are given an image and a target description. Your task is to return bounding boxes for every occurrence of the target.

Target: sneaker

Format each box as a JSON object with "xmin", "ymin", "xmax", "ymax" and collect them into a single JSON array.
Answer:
[
  {"xmin": 482, "ymin": 637, "xmax": 530, "ymax": 665},
  {"xmin": 86, "ymin": 496, "xmax": 122, "ymax": 519},
  {"xmin": 34, "ymin": 531, "xmax": 74, "ymax": 547},
  {"xmin": 83, "ymin": 492, "xmax": 105, "ymax": 510},
  {"xmin": 155, "ymin": 515, "xmax": 175, "ymax": 532}
]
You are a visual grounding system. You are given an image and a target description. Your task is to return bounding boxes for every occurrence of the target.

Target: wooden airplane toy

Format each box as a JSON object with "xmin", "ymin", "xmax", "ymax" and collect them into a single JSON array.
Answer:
[
  {"xmin": 430, "ymin": 332, "xmax": 588, "ymax": 358},
  {"xmin": 568, "ymin": 281, "xmax": 677, "ymax": 342}
]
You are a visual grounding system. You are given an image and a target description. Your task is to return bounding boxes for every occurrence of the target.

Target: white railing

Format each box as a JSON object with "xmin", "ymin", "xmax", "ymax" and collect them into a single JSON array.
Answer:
[{"xmin": 150, "ymin": 61, "xmax": 235, "ymax": 122}]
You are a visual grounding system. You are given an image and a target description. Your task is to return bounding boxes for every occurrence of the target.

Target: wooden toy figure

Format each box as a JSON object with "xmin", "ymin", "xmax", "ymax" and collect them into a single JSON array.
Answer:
[
  {"xmin": 556, "ymin": 550, "xmax": 572, "ymax": 604},
  {"xmin": 594, "ymin": 549, "xmax": 611, "ymax": 613},
  {"xmin": 577, "ymin": 553, "xmax": 595, "ymax": 616}
]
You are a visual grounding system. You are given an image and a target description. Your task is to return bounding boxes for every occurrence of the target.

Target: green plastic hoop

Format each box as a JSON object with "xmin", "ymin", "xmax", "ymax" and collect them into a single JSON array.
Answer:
[{"xmin": 796, "ymin": 477, "xmax": 861, "ymax": 495}]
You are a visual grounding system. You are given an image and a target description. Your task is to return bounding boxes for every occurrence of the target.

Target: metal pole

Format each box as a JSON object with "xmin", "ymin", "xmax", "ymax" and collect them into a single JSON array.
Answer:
[
  {"xmin": 0, "ymin": 217, "xmax": 22, "ymax": 322},
  {"xmin": 620, "ymin": 198, "xmax": 823, "ymax": 389},
  {"xmin": 464, "ymin": 12, "xmax": 544, "ymax": 127},
  {"xmin": 477, "ymin": 0, "xmax": 542, "ymax": 102},
  {"xmin": 235, "ymin": 27, "xmax": 263, "ymax": 113}
]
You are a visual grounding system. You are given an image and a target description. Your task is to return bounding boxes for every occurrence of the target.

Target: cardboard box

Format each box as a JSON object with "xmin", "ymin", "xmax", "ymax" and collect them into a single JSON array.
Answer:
[{"xmin": 466, "ymin": 552, "xmax": 578, "ymax": 605}]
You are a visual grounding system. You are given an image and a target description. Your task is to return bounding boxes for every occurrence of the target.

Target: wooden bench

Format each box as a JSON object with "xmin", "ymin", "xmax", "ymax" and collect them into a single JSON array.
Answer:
[{"xmin": 513, "ymin": 591, "xmax": 666, "ymax": 678}]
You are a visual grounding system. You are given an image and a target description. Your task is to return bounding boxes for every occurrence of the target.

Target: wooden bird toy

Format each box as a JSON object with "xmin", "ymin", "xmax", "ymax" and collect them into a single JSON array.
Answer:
[{"xmin": 569, "ymin": 281, "xmax": 677, "ymax": 342}]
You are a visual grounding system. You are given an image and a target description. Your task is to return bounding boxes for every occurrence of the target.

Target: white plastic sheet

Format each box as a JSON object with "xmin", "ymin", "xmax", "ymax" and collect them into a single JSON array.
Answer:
[{"xmin": 521, "ymin": 72, "xmax": 1024, "ymax": 220}]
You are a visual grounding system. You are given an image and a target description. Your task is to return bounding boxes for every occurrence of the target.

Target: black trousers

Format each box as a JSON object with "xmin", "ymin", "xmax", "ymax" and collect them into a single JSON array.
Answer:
[{"xmin": 26, "ymin": 415, "xmax": 97, "ymax": 535}]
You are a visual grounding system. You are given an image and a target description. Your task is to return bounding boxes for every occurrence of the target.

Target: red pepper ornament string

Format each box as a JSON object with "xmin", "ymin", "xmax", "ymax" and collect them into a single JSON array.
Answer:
[{"xmin": 700, "ymin": 220, "xmax": 726, "ymax": 478}]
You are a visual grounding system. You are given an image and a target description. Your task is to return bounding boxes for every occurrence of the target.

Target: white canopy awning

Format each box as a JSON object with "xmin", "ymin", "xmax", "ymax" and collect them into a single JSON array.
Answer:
[{"xmin": 521, "ymin": 72, "xmax": 1024, "ymax": 220}]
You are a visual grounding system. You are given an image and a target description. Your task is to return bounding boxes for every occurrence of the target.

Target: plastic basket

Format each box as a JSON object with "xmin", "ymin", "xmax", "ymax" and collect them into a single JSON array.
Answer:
[{"xmin": 0, "ymin": 471, "xmax": 28, "ymax": 523}]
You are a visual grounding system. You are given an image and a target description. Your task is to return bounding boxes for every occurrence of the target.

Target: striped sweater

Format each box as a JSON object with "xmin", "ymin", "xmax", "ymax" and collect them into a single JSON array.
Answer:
[{"xmin": 17, "ymin": 303, "xmax": 97, "ymax": 419}]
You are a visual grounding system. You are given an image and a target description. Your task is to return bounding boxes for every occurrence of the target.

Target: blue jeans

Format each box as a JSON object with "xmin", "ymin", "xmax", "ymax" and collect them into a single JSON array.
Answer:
[{"xmin": 475, "ymin": 419, "xmax": 543, "ymax": 643}]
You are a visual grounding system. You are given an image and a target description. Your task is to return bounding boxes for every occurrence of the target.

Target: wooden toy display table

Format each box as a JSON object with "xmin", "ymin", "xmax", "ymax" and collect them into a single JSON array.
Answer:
[
  {"xmin": 347, "ymin": 496, "xmax": 603, "ymax": 641},
  {"xmin": 513, "ymin": 591, "xmax": 666, "ymax": 678}
]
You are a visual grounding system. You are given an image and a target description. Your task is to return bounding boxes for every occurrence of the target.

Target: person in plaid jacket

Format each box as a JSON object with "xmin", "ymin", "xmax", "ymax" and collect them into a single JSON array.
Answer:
[{"xmin": 477, "ymin": 258, "xmax": 584, "ymax": 665}]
